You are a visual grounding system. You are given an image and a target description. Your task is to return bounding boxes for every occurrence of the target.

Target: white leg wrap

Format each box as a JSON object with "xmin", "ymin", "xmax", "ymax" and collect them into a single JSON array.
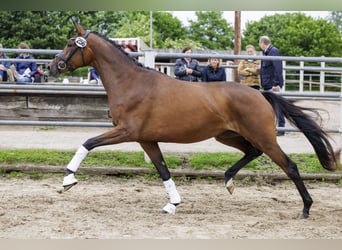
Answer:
[
  {"xmin": 63, "ymin": 173, "xmax": 78, "ymax": 186},
  {"xmin": 163, "ymin": 178, "xmax": 181, "ymax": 204},
  {"xmin": 66, "ymin": 145, "xmax": 89, "ymax": 173},
  {"xmin": 162, "ymin": 203, "xmax": 176, "ymax": 214}
]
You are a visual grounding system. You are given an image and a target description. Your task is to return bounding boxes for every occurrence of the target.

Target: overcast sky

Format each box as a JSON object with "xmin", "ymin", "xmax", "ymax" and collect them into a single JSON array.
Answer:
[{"xmin": 171, "ymin": 11, "xmax": 330, "ymax": 31}]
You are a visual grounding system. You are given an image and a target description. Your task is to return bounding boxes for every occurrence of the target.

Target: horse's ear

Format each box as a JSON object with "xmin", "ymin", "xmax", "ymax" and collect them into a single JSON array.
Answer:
[{"xmin": 71, "ymin": 18, "xmax": 85, "ymax": 36}]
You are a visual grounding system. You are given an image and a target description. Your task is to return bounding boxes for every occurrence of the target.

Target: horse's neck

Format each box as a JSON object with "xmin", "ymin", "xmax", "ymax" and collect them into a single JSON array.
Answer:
[{"xmin": 90, "ymin": 41, "xmax": 136, "ymax": 84}]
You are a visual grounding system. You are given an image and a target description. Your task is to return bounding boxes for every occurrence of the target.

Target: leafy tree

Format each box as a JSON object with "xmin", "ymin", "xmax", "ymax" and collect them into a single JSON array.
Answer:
[
  {"xmin": 242, "ymin": 13, "xmax": 342, "ymax": 57},
  {"xmin": 111, "ymin": 11, "xmax": 187, "ymax": 49},
  {"xmin": 152, "ymin": 11, "xmax": 187, "ymax": 48},
  {"xmin": 113, "ymin": 12, "xmax": 158, "ymax": 48},
  {"xmin": 0, "ymin": 11, "xmax": 70, "ymax": 52},
  {"xmin": 188, "ymin": 11, "xmax": 234, "ymax": 50},
  {"xmin": 163, "ymin": 37, "xmax": 202, "ymax": 50},
  {"xmin": 328, "ymin": 11, "xmax": 342, "ymax": 34}
]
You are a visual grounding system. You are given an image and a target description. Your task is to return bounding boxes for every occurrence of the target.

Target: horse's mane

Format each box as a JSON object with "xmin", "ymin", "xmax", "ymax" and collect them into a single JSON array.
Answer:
[{"xmin": 90, "ymin": 31, "xmax": 154, "ymax": 71}]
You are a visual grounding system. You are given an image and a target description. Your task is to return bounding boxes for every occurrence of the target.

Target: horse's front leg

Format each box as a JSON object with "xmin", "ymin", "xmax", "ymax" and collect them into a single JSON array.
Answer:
[
  {"xmin": 140, "ymin": 141, "xmax": 181, "ymax": 214},
  {"xmin": 61, "ymin": 126, "xmax": 130, "ymax": 192}
]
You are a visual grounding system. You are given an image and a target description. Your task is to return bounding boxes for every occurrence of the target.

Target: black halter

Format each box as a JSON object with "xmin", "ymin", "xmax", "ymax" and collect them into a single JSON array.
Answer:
[{"xmin": 55, "ymin": 30, "xmax": 91, "ymax": 72}]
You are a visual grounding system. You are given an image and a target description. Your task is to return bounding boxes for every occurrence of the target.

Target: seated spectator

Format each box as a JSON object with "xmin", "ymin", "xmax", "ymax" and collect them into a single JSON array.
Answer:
[
  {"xmin": 7, "ymin": 42, "xmax": 38, "ymax": 83},
  {"xmin": 202, "ymin": 55, "xmax": 226, "ymax": 82},
  {"xmin": 174, "ymin": 47, "xmax": 202, "ymax": 82},
  {"xmin": 0, "ymin": 43, "xmax": 10, "ymax": 82},
  {"xmin": 87, "ymin": 67, "xmax": 102, "ymax": 85}
]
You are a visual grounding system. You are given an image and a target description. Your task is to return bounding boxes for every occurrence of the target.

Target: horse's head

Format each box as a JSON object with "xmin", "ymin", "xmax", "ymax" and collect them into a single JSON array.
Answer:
[{"xmin": 49, "ymin": 21, "xmax": 93, "ymax": 77}]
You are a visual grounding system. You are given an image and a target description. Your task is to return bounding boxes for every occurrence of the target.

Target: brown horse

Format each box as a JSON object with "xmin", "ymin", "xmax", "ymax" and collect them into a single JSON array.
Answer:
[{"xmin": 49, "ymin": 21, "xmax": 337, "ymax": 219}]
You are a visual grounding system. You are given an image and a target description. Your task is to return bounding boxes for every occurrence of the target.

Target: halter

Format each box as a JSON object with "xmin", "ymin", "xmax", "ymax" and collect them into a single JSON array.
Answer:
[{"xmin": 55, "ymin": 30, "xmax": 91, "ymax": 72}]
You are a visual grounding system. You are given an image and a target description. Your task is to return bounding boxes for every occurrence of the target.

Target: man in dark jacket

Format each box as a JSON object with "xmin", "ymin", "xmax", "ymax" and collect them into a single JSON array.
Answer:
[
  {"xmin": 174, "ymin": 47, "xmax": 202, "ymax": 82},
  {"xmin": 259, "ymin": 36, "xmax": 285, "ymax": 136}
]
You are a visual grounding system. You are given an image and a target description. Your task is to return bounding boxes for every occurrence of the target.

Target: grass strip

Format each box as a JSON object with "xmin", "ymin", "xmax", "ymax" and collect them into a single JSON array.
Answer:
[{"xmin": 0, "ymin": 149, "xmax": 338, "ymax": 174}]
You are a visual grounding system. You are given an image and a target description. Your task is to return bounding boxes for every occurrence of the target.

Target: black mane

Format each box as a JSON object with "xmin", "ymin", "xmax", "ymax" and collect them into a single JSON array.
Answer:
[{"xmin": 90, "ymin": 31, "xmax": 147, "ymax": 69}]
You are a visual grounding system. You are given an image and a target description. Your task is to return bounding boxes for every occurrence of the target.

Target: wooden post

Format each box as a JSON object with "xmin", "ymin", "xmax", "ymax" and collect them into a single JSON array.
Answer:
[{"xmin": 234, "ymin": 11, "xmax": 241, "ymax": 82}]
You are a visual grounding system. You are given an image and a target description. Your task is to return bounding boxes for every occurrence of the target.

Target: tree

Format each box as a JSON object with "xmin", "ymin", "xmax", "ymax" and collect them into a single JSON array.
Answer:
[
  {"xmin": 328, "ymin": 11, "xmax": 342, "ymax": 34},
  {"xmin": 0, "ymin": 11, "xmax": 110, "ymax": 53},
  {"xmin": 242, "ymin": 13, "xmax": 342, "ymax": 57},
  {"xmin": 152, "ymin": 11, "xmax": 187, "ymax": 48},
  {"xmin": 111, "ymin": 11, "xmax": 188, "ymax": 49},
  {"xmin": 188, "ymin": 11, "xmax": 234, "ymax": 50},
  {"xmin": 0, "ymin": 11, "xmax": 71, "ymax": 52}
]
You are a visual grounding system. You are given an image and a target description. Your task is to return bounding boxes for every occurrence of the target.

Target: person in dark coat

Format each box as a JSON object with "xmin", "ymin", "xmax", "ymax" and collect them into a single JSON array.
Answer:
[
  {"xmin": 174, "ymin": 47, "xmax": 202, "ymax": 82},
  {"xmin": 259, "ymin": 36, "xmax": 286, "ymax": 136},
  {"xmin": 202, "ymin": 56, "xmax": 226, "ymax": 82}
]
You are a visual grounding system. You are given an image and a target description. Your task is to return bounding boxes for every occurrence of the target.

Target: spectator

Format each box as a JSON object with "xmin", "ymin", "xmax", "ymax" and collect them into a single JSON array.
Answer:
[
  {"xmin": 237, "ymin": 45, "xmax": 261, "ymax": 90},
  {"xmin": 174, "ymin": 47, "xmax": 202, "ymax": 82},
  {"xmin": 259, "ymin": 36, "xmax": 285, "ymax": 136},
  {"xmin": 0, "ymin": 43, "xmax": 10, "ymax": 82},
  {"xmin": 7, "ymin": 42, "xmax": 38, "ymax": 83},
  {"xmin": 202, "ymin": 55, "xmax": 226, "ymax": 82}
]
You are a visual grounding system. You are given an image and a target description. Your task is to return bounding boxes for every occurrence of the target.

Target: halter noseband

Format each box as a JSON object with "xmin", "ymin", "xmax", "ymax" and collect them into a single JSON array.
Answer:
[{"xmin": 55, "ymin": 30, "xmax": 91, "ymax": 72}]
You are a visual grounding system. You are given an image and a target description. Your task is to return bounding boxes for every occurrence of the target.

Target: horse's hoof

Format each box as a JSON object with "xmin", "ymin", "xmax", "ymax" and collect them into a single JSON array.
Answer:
[
  {"xmin": 60, "ymin": 173, "xmax": 78, "ymax": 193},
  {"xmin": 226, "ymin": 179, "xmax": 234, "ymax": 194},
  {"xmin": 300, "ymin": 212, "xmax": 309, "ymax": 219},
  {"xmin": 58, "ymin": 182, "xmax": 77, "ymax": 193},
  {"xmin": 63, "ymin": 182, "xmax": 77, "ymax": 192},
  {"xmin": 161, "ymin": 203, "xmax": 176, "ymax": 214}
]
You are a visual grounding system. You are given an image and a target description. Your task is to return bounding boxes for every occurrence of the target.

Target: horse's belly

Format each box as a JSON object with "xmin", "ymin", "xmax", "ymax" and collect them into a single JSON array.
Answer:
[{"xmin": 140, "ymin": 121, "xmax": 226, "ymax": 143}]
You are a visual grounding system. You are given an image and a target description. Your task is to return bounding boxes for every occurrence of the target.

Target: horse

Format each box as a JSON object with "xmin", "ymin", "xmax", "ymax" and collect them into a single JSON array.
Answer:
[{"xmin": 49, "ymin": 21, "xmax": 338, "ymax": 219}]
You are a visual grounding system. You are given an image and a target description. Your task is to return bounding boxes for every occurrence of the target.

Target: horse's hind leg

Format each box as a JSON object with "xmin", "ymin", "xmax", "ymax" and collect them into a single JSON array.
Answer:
[
  {"xmin": 140, "ymin": 141, "xmax": 181, "ymax": 214},
  {"xmin": 268, "ymin": 149, "xmax": 313, "ymax": 219},
  {"xmin": 254, "ymin": 135, "xmax": 313, "ymax": 219},
  {"xmin": 215, "ymin": 131, "xmax": 262, "ymax": 194}
]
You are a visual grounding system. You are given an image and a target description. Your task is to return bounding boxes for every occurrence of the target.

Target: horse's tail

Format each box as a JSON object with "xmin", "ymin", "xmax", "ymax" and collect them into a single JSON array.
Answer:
[{"xmin": 262, "ymin": 91, "xmax": 337, "ymax": 171}]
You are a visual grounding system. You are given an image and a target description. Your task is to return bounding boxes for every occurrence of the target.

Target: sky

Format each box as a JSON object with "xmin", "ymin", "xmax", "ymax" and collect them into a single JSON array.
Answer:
[{"xmin": 171, "ymin": 11, "xmax": 330, "ymax": 31}]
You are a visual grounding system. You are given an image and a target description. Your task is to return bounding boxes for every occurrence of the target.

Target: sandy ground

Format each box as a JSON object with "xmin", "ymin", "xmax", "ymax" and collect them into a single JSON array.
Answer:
[
  {"xmin": 0, "ymin": 176, "xmax": 342, "ymax": 239},
  {"xmin": 0, "ymin": 99, "xmax": 341, "ymax": 239}
]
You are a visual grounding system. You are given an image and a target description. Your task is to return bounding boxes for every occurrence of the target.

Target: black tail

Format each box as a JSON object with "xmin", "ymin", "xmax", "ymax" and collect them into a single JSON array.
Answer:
[{"xmin": 262, "ymin": 91, "xmax": 337, "ymax": 171}]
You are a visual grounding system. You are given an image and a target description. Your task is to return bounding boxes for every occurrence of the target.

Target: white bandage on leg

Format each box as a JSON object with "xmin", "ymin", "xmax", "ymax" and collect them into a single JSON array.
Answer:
[
  {"xmin": 163, "ymin": 178, "xmax": 181, "ymax": 204},
  {"xmin": 63, "ymin": 173, "xmax": 78, "ymax": 186},
  {"xmin": 66, "ymin": 145, "xmax": 89, "ymax": 173},
  {"xmin": 162, "ymin": 203, "xmax": 176, "ymax": 214}
]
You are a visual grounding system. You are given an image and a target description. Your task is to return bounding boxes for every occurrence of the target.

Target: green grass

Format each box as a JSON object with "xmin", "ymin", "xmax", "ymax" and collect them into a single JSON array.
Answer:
[{"xmin": 0, "ymin": 149, "xmax": 339, "ymax": 174}]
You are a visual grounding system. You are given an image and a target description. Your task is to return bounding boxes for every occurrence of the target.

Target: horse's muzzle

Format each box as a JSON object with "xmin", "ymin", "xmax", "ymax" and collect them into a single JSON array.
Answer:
[{"xmin": 48, "ymin": 59, "xmax": 60, "ymax": 77}]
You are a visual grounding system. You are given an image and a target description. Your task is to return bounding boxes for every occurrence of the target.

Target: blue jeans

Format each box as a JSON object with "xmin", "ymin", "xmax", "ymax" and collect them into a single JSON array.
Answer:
[
  {"xmin": 16, "ymin": 76, "xmax": 33, "ymax": 83},
  {"xmin": 90, "ymin": 68, "xmax": 100, "ymax": 81},
  {"xmin": 0, "ymin": 70, "xmax": 8, "ymax": 81}
]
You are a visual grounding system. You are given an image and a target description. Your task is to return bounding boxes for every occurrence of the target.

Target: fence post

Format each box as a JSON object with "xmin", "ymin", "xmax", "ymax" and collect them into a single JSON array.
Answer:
[
  {"xmin": 282, "ymin": 61, "xmax": 286, "ymax": 91},
  {"xmin": 320, "ymin": 56, "xmax": 325, "ymax": 93},
  {"xmin": 144, "ymin": 50, "xmax": 157, "ymax": 69},
  {"xmin": 225, "ymin": 61, "xmax": 234, "ymax": 81},
  {"xmin": 340, "ymin": 92, "xmax": 342, "ymax": 164},
  {"xmin": 299, "ymin": 59, "xmax": 304, "ymax": 92}
]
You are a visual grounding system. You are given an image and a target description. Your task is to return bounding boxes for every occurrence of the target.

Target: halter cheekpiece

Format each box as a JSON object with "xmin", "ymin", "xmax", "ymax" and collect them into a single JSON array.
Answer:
[{"xmin": 56, "ymin": 30, "xmax": 91, "ymax": 72}]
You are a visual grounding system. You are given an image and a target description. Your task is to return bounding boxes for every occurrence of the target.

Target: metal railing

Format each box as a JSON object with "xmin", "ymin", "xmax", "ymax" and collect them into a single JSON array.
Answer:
[
  {"xmin": 1, "ymin": 48, "xmax": 341, "ymax": 91},
  {"xmin": 1, "ymin": 48, "xmax": 341, "ymax": 132}
]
